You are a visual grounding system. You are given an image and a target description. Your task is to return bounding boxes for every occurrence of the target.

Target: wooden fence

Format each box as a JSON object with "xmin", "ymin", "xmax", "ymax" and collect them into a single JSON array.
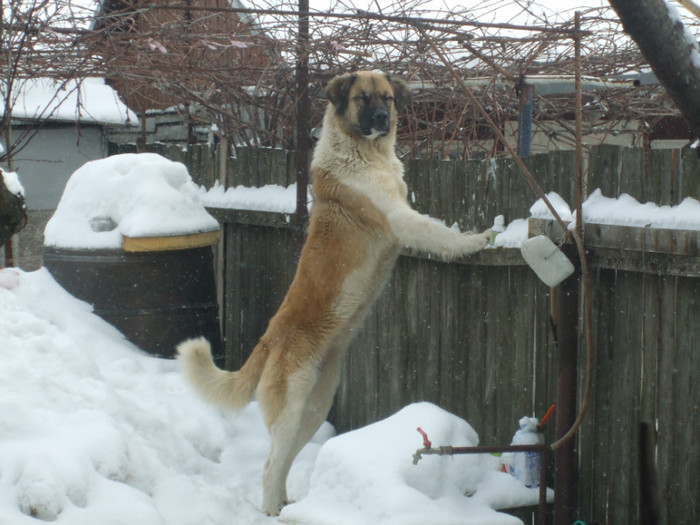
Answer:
[{"xmin": 116, "ymin": 141, "xmax": 700, "ymax": 525}]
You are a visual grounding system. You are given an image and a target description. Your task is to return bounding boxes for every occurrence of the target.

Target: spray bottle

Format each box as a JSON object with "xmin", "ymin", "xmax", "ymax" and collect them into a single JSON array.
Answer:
[{"xmin": 509, "ymin": 416, "xmax": 544, "ymax": 487}]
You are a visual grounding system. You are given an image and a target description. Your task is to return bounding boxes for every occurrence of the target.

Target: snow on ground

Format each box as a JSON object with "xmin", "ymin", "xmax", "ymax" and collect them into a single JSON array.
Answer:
[{"xmin": 0, "ymin": 268, "xmax": 543, "ymax": 525}]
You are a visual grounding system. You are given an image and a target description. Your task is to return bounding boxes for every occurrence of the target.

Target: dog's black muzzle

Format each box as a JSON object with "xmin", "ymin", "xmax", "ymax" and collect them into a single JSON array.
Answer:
[{"xmin": 361, "ymin": 109, "xmax": 390, "ymax": 136}]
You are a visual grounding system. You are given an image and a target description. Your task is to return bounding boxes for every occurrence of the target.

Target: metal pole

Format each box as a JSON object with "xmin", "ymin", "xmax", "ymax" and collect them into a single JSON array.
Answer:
[
  {"xmin": 553, "ymin": 14, "xmax": 583, "ymax": 524},
  {"xmin": 295, "ymin": 0, "xmax": 310, "ymax": 247},
  {"xmin": 413, "ymin": 443, "xmax": 549, "ymax": 525},
  {"xmin": 518, "ymin": 81, "xmax": 533, "ymax": 157},
  {"xmin": 574, "ymin": 12, "xmax": 584, "ymax": 241}
]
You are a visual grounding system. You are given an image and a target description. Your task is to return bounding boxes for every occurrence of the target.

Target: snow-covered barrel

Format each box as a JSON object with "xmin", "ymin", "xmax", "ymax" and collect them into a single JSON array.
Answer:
[{"xmin": 42, "ymin": 154, "xmax": 223, "ymax": 362}]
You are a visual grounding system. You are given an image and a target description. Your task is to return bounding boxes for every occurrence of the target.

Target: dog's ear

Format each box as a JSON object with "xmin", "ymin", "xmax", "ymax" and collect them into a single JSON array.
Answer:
[
  {"xmin": 325, "ymin": 73, "xmax": 357, "ymax": 114},
  {"xmin": 387, "ymin": 75, "xmax": 410, "ymax": 112}
]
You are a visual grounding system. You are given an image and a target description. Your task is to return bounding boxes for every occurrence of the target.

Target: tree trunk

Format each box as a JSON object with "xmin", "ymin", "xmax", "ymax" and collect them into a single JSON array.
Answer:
[{"xmin": 608, "ymin": 0, "xmax": 700, "ymax": 141}]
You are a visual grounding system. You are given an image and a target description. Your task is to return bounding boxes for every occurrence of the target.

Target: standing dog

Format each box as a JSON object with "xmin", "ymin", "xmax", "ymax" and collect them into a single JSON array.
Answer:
[{"xmin": 177, "ymin": 71, "xmax": 490, "ymax": 515}]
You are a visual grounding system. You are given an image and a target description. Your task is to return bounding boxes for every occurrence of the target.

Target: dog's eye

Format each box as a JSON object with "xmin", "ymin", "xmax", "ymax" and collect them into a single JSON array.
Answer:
[
  {"xmin": 353, "ymin": 94, "xmax": 370, "ymax": 104},
  {"xmin": 382, "ymin": 95, "xmax": 394, "ymax": 103}
]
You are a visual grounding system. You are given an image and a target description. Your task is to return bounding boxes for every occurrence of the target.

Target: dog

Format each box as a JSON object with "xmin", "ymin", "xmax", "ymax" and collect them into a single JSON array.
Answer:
[{"xmin": 177, "ymin": 70, "xmax": 490, "ymax": 515}]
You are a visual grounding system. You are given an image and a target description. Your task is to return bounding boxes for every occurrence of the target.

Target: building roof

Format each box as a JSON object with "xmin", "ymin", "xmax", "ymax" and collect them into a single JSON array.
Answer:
[{"xmin": 2, "ymin": 77, "xmax": 138, "ymax": 126}]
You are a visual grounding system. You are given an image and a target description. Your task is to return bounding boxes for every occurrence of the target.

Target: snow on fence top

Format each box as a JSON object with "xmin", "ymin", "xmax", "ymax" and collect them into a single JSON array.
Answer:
[
  {"xmin": 44, "ymin": 153, "xmax": 219, "ymax": 250},
  {"xmin": 199, "ymin": 181, "xmax": 299, "ymax": 214},
  {"xmin": 529, "ymin": 190, "xmax": 700, "ymax": 231}
]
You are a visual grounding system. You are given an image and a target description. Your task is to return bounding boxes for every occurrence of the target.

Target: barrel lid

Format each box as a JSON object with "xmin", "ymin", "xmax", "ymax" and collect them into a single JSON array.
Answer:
[{"xmin": 122, "ymin": 230, "xmax": 220, "ymax": 252}]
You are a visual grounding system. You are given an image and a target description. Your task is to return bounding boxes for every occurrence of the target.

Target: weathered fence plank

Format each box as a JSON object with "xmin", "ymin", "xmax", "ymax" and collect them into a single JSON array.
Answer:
[{"xmin": 659, "ymin": 276, "xmax": 700, "ymax": 524}]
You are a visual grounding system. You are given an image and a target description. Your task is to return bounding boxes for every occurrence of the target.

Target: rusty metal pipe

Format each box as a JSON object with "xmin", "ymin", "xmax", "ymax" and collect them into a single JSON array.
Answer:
[{"xmin": 413, "ymin": 443, "xmax": 549, "ymax": 525}]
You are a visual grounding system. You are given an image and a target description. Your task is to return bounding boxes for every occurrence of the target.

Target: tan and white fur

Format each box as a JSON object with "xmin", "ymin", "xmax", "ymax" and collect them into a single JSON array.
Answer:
[{"xmin": 177, "ymin": 71, "xmax": 490, "ymax": 515}]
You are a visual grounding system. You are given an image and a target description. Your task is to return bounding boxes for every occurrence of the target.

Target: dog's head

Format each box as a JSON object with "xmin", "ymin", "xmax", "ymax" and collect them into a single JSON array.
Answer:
[{"xmin": 325, "ymin": 71, "xmax": 409, "ymax": 140}]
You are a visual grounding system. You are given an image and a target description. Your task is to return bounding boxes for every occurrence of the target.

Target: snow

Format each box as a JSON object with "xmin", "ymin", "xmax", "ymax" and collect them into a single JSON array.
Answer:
[
  {"xmin": 493, "ymin": 219, "xmax": 529, "ymax": 248},
  {"xmin": 665, "ymin": 0, "xmax": 700, "ymax": 70},
  {"xmin": 0, "ymin": 268, "xmax": 545, "ymax": 525},
  {"xmin": 44, "ymin": 154, "xmax": 219, "ymax": 250},
  {"xmin": 1, "ymin": 168, "xmax": 24, "ymax": 196},
  {"xmin": 2, "ymin": 77, "xmax": 138, "ymax": 126},
  {"xmin": 530, "ymin": 189, "xmax": 700, "ymax": 232},
  {"xmin": 529, "ymin": 192, "xmax": 574, "ymax": 223},
  {"xmin": 493, "ymin": 189, "xmax": 700, "ymax": 247},
  {"xmin": 200, "ymin": 181, "xmax": 301, "ymax": 214},
  {"xmin": 198, "ymin": 181, "xmax": 700, "ymax": 249},
  {"xmin": 281, "ymin": 404, "xmax": 547, "ymax": 525},
  {"xmin": 578, "ymin": 189, "xmax": 700, "ymax": 230}
]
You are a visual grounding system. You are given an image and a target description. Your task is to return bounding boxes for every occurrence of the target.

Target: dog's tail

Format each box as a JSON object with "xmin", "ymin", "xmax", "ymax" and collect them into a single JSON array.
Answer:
[{"xmin": 177, "ymin": 337, "xmax": 268, "ymax": 411}]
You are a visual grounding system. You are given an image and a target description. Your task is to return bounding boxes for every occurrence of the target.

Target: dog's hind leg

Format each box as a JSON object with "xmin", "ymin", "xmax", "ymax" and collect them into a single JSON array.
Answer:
[
  {"xmin": 260, "ymin": 348, "xmax": 344, "ymax": 515},
  {"xmin": 261, "ymin": 412, "xmax": 301, "ymax": 515}
]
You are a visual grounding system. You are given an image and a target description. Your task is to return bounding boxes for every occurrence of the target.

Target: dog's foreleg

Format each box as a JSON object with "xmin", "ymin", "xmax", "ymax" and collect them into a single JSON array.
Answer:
[{"xmin": 388, "ymin": 204, "xmax": 490, "ymax": 259}]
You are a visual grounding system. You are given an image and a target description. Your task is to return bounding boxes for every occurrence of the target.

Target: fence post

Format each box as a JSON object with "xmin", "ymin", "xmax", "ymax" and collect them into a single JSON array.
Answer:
[{"xmin": 294, "ymin": 0, "xmax": 310, "ymax": 249}]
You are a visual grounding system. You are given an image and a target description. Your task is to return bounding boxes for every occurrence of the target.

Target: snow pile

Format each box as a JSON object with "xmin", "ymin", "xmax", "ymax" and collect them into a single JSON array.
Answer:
[
  {"xmin": 200, "ymin": 181, "xmax": 300, "ymax": 214},
  {"xmin": 1, "ymin": 168, "xmax": 24, "ymax": 196},
  {"xmin": 2, "ymin": 77, "xmax": 137, "ymax": 126},
  {"xmin": 529, "ymin": 192, "xmax": 574, "ymax": 222},
  {"xmin": 44, "ymin": 154, "xmax": 219, "ymax": 250},
  {"xmin": 0, "ymin": 268, "xmax": 324, "ymax": 525},
  {"xmin": 0, "ymin": 268, "xmax": 545, "ymax": 525},
  {"xmin": 492, "ymin": 218, "xmax": 529, "ymax": 248},
  {"xmin": 282, "ymin": 404, "xmax": 533, "ymax": 525}
]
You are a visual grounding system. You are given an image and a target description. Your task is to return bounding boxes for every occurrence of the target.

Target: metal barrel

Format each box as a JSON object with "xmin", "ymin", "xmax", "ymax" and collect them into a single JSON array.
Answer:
[{"xmin": 43, "ymin": 245, "xmax": 223, "ymax": 364}]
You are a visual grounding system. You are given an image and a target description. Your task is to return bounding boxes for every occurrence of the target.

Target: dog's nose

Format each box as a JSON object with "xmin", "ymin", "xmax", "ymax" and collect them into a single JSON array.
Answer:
[{"xmin": 372, "ymin": 110, "xmax": 389, "ymax": 130}]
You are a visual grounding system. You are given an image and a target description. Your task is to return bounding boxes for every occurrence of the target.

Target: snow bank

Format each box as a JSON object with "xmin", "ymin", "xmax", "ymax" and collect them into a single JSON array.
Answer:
[
  {"xmin": 282, "ymin": 403, "xmax": 532, "ymax": 525},
  {"xmin": 0, "ymin": 268, "xmax": 327, "ymax": 525},
  {"xmin": 0, "ymin": 269, "xmax": 545, "ymax": 525},
  {"xmin": 44, "ymin": 154, "xmax": 219, "ymax": 250}
]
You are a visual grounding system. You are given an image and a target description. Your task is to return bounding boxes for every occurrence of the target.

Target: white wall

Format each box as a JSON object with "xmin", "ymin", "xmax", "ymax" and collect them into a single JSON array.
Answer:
[{"xmin": 2, "ymin": 124, "xmax": 109, "ymax": 211}]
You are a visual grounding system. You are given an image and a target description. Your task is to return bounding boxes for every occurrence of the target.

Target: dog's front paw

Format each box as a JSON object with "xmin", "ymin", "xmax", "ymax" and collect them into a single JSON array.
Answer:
[{"xmin": 459, "ymin": 229, "xmax": 490, "ymax": 255}]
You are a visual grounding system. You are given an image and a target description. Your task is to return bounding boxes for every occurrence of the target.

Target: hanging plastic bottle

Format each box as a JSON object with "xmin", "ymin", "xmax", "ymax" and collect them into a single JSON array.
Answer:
[{"xmin": 510, "ymin": 416, "xmax": 543, "ymax": 487}]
